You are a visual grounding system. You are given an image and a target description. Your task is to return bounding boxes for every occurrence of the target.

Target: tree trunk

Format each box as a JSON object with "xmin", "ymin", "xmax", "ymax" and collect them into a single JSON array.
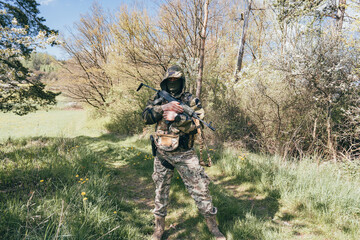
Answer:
[
  {"xmin": 336, "ymin": 0, "xmax": 346, "ymax": 33},
  {"xmin": 234, "ymin": 0, "xmax": 252, "ymax": 82},
  {"xmin": 326, "ymin": 104, "xmax": 337, "ymax": 161},
  {"xmin": 196, "ymin": 0, "xmax": 210, "ymax": 99}
]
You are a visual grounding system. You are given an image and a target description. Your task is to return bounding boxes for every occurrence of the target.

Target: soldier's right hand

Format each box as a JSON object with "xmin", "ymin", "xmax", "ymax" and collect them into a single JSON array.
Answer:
[{"xmin": 161, "ymin": 101, "xmax": 183, "ymax": 113}]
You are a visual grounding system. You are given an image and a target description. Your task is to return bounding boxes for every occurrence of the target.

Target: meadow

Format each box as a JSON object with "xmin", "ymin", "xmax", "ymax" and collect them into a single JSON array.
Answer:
[
  {"xmin": 1, "ymin": 105, "xmax": 360, "ymax": 239},
  {"xmin": 0, "ymin": 105, "xmax": 106, "ymax": 141}
]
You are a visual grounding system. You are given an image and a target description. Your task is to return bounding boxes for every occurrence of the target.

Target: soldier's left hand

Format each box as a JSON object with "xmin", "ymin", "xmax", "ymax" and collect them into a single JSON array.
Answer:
[{"xmin": 163, "ymin": 111, "xmax": 178, "ymax": 121}]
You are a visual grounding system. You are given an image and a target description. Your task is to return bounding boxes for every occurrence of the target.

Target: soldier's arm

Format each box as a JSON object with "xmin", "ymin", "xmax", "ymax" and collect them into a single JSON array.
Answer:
[
  {"xmin": 142, "ymin": 94, "xmax": 164, "ymax": 124},
  {"xmin": 171, "ymin": 96, "xmax": 205, "ymax": 133}
]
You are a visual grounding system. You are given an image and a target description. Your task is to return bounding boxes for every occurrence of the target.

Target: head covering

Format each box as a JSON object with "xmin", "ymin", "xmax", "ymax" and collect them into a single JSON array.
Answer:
[{"xmin": 160, "ymin": 65, "xmax": 186, "ymax": 96}]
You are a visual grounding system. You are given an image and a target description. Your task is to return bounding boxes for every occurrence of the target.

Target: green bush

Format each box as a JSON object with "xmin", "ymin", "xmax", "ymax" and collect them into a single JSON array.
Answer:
[
  {"xmin": 101, "ymin": 87, "xmax": 150, "ymax": 135},
  {"xmin": 105, "ymin": 109, "xmax": 144, "ymax": 135},
  {"xmin": 207, "ymin": 92, "xmax": 259, "ymax": 150}
]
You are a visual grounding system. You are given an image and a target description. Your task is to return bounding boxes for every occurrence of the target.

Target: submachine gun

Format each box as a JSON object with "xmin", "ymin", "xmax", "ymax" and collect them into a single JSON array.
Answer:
[{"xmin": 137, "ymin": 83, "xmax": 215, "ymax": 166}]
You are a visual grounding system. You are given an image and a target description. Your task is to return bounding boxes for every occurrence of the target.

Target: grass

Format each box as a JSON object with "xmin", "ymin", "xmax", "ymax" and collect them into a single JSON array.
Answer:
[
  {"xmin": 0, "ymin": 136, "xmax": 154, "ymax": 239},
  {"xmin": 2, "ymin": 135, "xmax": 359, "ymax": 239},
  {"xmin": 0, "ymin": 95, "xmax": 106, "ymax": 141},
  {"xmin": 215, "ymin": 149, "xmax": 360, "ymax": 240},
  {"xmin": 1, "ymin": 108, "xmax": 360, "ymax": 239},
  {"xmin": 0, "ymin": 110, "xmax": 106, "ymax": 141}
]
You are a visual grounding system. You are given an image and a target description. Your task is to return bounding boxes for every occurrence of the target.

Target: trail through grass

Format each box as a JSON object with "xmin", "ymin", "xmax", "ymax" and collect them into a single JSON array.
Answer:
[{"xmin": 1, "ymin": 133, "xmax": 359, "ymax": 239}]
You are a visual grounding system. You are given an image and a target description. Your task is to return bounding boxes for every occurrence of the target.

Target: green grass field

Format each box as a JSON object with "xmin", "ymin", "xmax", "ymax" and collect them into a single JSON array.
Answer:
[
  {"xmin": 0, "ymin": 110, "xmax": 106, "ymax": 141},
  {"xmin": 1, "ymin": 108, "xmax": 359, "ymax": 239},
  {"xmin": 0, "ymin": 95, "xmax": 107, "ymax": 141}
]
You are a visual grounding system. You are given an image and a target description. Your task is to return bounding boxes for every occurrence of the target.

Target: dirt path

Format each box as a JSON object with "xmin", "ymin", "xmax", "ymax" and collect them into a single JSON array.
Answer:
[{"xmin": 109, "ymin": 163, "xmax": 154, "ymax": 210}]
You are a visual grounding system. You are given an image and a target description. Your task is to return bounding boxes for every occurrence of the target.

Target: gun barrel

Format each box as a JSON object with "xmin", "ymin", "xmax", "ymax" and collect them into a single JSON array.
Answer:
[
  {"xmin": 201, "ymin": 119, "xmax": 216, "ymax": 131},
  {"xmin": 193, "ymin": 114, "xmax": 216, "ymax": 131}
]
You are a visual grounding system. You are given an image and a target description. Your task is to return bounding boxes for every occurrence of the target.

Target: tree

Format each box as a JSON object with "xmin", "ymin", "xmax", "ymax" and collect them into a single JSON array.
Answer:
[
  {"xmin": 0, "ymin": 0, "xmax": 60, "ymax": 115},
  {"xmin": 195, "ymin": 0, "xmax": 210, "ymax": 98},
  {"xmin": 234, "ymin": 0, "xmax": 252, "ymax": 81},
  {"xmin": 273, "ymin": 0, "xmax": 354, "ymax": 41},
  {"xmin": 336, "ymin": 0, "xmax": 346, "ymax": 33},
  {"xmin": 280, "ymin": 33, "xmax": 359, "ymax": 159},
  {"xmin": 62, "ymin": 3, "xmax": 114, "ymax": 109},
  {"xmin": 111, "ymin": 6, "xmax": 171, "ymax": 86},
  {"xmin": 157, "ymin": 0, "xmax": 239, "ymax": 97}
]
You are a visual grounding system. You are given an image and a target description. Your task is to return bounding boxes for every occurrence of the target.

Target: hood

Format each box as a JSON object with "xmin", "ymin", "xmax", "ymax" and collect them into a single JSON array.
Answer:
[{"xmin": 160, "ymin": 65, "xmax": 186, "ymax": 97}]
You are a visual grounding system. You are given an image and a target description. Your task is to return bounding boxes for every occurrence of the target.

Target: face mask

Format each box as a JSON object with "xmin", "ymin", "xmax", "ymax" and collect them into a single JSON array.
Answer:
[{"xmin": 167, "ymin": 79, "xmax": 182, "ymax": 94}]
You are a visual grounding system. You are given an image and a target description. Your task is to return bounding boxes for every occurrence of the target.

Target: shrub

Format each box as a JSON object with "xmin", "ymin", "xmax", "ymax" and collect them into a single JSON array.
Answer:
[
  {"xmin": 102, "ymin": 87, "xmax": 149, "ymax": 135},
  {"xmin": 105, "ymin": 109, "xmax": 144, "ymax": 135}
]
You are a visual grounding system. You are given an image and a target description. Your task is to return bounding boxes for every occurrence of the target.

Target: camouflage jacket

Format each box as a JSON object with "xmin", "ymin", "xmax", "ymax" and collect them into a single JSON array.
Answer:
[{"xmin": 142, "ymin": 92, "xmax": 204, "ymax": 150}]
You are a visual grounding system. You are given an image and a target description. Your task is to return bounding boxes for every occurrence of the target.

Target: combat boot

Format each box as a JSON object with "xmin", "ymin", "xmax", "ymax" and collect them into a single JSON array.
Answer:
[
  {"xmin": 152, "ymin": 215, "xmax": 165, "ymax": 240},
  {"xmin": 205, "ymin": 215, "xmax": 226, "ymax": 240}
]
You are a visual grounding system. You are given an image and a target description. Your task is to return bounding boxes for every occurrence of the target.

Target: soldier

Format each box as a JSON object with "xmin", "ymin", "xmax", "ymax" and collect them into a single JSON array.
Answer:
[{"xmin": 142, "ymin": 65, "xmax": 226, "ymax": 240}]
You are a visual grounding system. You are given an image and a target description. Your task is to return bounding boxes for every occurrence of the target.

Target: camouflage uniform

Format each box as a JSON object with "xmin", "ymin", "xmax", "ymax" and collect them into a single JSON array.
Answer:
[{"xmin": 142, "ymin": 65, "xmax": 217, "ymax": 218}]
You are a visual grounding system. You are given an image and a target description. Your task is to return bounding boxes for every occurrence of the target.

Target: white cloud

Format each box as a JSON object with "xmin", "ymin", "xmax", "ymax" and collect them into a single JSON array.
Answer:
[{"xmin": 39, "ymin": 0, "xmax": 56, "ymax": 5}]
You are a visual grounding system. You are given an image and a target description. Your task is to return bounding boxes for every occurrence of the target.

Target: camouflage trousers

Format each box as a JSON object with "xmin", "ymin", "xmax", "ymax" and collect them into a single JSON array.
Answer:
[{"xmin": 152, "ymin": 148, "xmax": 217, "ymax": 217}]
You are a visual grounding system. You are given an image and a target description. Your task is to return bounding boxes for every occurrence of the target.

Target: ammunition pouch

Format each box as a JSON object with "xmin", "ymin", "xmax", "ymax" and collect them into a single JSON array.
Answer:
[
  {"xmin": 154, "ymin": 133, "xmax": 179, "ymax": 152},
  {"xmin": 154, "ymin": 133, "xmax": 195, "ymax": 151},
  {"xmin": 150, "ymin": 134, "xmax": 174, "ymax": 170},
  {"xmin": 179, "ymin": 134, "xmax": 195, "ymax": 150},
  {"xmin": 153, "ymin": 133, "xmax": 195, "ymax": 170}
]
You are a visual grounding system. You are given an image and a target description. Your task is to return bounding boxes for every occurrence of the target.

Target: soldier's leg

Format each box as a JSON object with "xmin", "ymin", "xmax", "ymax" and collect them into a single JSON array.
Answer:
[
  {"xmin": 174, "ymin": 150, "xmax": 217, "ymax": 217},
  {"xmin": 152, "ymin": 156, "xmax": 174, "ymax": 217},
  {"xmin": 174, "ymin": 150, "xmax": 226, "ymax": 239}
]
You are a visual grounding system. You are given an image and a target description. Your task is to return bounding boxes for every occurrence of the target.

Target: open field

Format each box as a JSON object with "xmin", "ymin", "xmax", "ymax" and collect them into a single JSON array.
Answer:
[
  {"xmin": 0, "ymin": 110, "xmax": 106, "ymax": 141},
  {"xmin": 0, "ymin": 96, "xmax": 106, "ymax": 141},
  {"xmin": 1, "ymin": 107, "xmax": 360, "ymax": 239}
]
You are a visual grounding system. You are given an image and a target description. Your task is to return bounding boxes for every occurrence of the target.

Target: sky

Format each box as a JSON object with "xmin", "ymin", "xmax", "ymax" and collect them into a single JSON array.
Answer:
[{"xmin": 37, "ymin": 0, "xmax": 159, "ymax": 60}]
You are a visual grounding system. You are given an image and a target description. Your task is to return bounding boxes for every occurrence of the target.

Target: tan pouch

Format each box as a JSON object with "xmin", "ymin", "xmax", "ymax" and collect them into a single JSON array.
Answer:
[{"xmin": 154, "ymin": 133, "xmax": 179, "ymax": 151}]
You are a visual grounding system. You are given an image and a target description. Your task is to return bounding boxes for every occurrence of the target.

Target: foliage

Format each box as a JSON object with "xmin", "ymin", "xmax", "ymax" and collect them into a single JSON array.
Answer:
[
  {"xmin": 232, "ymin": 63, "xmax": 290, "ymax": 154},
  {"xmin": 105, "ymin": 110, "xmax": 144, "ymax": 135},
  {"xmin": 279, "ymin": 33, "xmax": 359, "ymax": 157},
  {"xmin": 62, "ymin": 2, "xmax": 113, "ymax": 109},
  {"xmin": 273, "ymin": 0, "xmax": 330, "ymax": 24},
  {"xmin": 0, "ymin": 0, "xmax": 60, "ymax": 115},
  {"xmin": 233, "ymin": 30, "xmax": 360, "ymax": 158},
  {"xmin": 205, "ymin": 83, "xmax": 259, "ymax": 151},
  {"xmin": 100, "ymin": 80, "xmax": 157, "ymax": 138},
  {"xmin": 23, "ymin": 52, "xmax": 59, "ymax": 72},
  {"xmin": 58, "ymin": 0, "xmax": 360, "ymax": 157},
  {"xmin": 21, "ymin": 52, "xmax": 61, "ymax": 88},
  {"xmin": 103, "ymin": 87, "xmax": 149, "ymax": 135}
]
